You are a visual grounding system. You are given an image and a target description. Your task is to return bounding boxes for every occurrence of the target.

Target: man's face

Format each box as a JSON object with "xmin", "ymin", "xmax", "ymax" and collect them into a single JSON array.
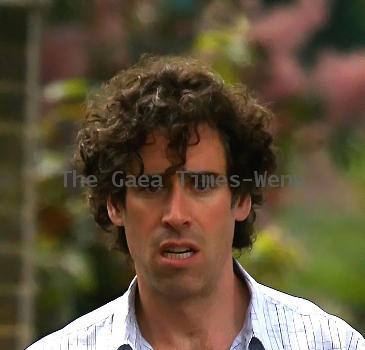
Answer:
[{"xmin": 108, "ymin": 124, "xmax": 251, "ymax": 299}]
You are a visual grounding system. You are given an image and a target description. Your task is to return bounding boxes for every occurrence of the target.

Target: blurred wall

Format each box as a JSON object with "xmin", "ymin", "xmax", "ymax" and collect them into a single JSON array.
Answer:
[{"xmin": 0, "ymin": 4, "xmax": 28, "ymax": 349}]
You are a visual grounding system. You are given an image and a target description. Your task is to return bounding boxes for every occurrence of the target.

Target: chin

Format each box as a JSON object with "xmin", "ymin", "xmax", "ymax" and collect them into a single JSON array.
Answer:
[
  {"xmin": 155, "ymin": 275, "xmax": 212, "ymax": 300},
  {"xmin": 161, "ymin": 284, "xmax": 202, "ymax": 300}
]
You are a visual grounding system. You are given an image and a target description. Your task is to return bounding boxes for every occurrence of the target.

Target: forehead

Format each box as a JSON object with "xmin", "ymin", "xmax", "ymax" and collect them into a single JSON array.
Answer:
[{"xmin": 139, "ymin": 124, "xmax": 227, "ymax": 174}]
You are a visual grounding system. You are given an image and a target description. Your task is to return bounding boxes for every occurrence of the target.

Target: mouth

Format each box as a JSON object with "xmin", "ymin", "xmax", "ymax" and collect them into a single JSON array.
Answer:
[
  {"xmin": 159, "ymin": 242, "xmax": 199, "ymax": 263},
  {"xmin": 162, "ymin": 248, "xmax": 195, "ymax": 260}
]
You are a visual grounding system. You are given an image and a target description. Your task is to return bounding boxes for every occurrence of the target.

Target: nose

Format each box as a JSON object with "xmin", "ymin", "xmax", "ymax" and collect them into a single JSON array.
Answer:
[{"xmin": 161, "ymin": 177, "xmax": 192, "ymax": 231}]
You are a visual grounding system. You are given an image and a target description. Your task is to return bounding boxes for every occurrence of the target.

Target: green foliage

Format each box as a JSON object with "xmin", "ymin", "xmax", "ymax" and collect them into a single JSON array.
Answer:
[
  {"xmin": 194, "ymin": 17, "xmax": 253, "ymax": 83},
  {"xmin": 44, "ymin": 78, "xmax": 88, "ymax": 103},
  {"xmin": 275, "ymin": 205, "xmax": 365, "ymax": 330},
  {"xmin": 236, "ymin": 226, "xmax": 301, "ymax": 290},
  {"xmin": 330, "ymin": 128, "xmax": 365, "ymax": 191},
  {"xmin": 47, "ymin": 0, "xmax": 91, "ymax": 23}
]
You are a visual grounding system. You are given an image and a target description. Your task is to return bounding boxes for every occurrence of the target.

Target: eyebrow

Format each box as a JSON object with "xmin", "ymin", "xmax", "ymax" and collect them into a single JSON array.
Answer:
[
  {"xmin": 142, "ymin": 171, "xmax": 223, "ymax": 178},
  {"xmin": 178, "ymin": 171, "xmax": 222, "ymax": 177}
]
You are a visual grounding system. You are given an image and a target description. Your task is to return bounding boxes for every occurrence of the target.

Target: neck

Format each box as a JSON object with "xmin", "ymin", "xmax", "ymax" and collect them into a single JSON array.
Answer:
[{"xmin": 135, "ymin": 259, "xmax": 250, "ymax": 350}]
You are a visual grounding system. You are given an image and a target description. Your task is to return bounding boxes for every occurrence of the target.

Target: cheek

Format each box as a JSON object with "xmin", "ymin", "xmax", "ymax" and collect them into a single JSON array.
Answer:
[
  {"xmin": 206, "ymin": 191, "xmax": 234, "ymax": 220},
  {"xmin": 198, "ymin": 196, "xmax": 235, "ymax": 240},
  {"xmin": 124, "ymin": 195, "xmax": 150, "ymax": 229},
  {"xmin": 123, "ymin": 197, "xmax": 160, "ymax": 251}
]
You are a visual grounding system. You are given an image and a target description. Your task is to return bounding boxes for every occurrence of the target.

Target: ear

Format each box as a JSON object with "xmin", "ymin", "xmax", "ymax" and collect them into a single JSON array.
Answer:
[
  {"xmin": 106, "ymin": 196, "xmax": 124, "ymax": 226},
  {"xmin": 233, "ymin": 194, "xmax": 251, "ymax": 221}
]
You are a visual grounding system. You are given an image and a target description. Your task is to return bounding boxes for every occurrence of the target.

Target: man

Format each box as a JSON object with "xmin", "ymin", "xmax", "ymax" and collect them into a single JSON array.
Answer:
[{"xmin": 27, "ymin": 56, "xmax": 364, "ymax": 349}]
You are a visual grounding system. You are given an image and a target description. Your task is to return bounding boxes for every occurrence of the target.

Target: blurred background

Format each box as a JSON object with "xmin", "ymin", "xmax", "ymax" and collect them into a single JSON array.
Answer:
[{"xmin": 0, "ymin": 0, "xmax": 364, "ymax": 349}]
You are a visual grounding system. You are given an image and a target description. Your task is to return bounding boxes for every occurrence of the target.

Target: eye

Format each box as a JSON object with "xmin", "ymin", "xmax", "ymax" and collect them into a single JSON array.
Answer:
[
  {"xmin": 142, "ymin": 184, "xmax": 164, "ymax": 193},
  {"xmin": 189, "ymin": 174, "xmax": 214, "ymax": 192},
  {"xmin": 136, "ymin": 175, "xmax": 165, "ymax": 194}
]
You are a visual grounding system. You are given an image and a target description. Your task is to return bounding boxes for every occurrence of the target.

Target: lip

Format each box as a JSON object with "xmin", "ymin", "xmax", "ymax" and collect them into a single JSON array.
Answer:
[
  {"xmin": 159, "ymin": 241, "xmax": 200, "ymax": 267},
  {"xmin": 160, "ymin": 240, "xmax": 200, "ymax": 254}
]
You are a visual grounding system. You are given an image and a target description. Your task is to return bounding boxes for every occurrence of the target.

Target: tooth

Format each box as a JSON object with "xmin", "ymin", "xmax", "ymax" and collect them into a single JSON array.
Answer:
[
  {"xmin": 166, "ymin": 247, "xmax": 191, "ymax": 253},
  {"xmin": 163, "ymin": 251, "xmax": 194, "ymax": 259}
]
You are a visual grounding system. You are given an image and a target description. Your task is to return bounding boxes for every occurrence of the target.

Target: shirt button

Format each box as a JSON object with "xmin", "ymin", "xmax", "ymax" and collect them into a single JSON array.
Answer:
[{"xmin": 248, "ymin": 337, "xmax": 265, "ymax": 349}]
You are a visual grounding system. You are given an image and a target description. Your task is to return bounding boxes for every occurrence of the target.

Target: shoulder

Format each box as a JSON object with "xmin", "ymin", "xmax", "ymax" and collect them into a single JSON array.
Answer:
[
  {"xmin": 258, "ymin": 283, "xmax": 365, "ymax": 349},
  {"xmin": 26, "ymin": 292, "xmax": 129, "ymax": 350}
]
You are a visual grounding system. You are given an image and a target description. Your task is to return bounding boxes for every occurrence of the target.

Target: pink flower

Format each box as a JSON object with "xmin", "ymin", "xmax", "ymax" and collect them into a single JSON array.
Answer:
[{"xmin": 313, "ymin": 51, "xmax": 365, "ymax": 123}]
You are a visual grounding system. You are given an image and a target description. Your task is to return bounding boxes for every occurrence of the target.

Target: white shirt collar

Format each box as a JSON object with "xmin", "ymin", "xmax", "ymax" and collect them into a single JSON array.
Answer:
[
  {"xmin": 109, "ymin": 258, "xmax": 275, "ymax": 350},
  {"xmin": 233, "ymin": 258, "xmax": 276, "ymax": 350}
]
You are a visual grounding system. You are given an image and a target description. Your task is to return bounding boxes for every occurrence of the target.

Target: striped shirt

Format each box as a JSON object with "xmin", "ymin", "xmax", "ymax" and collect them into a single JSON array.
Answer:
[{"xmin": 26, "ymin": 259, "xmax": 365, "ymax": 350}]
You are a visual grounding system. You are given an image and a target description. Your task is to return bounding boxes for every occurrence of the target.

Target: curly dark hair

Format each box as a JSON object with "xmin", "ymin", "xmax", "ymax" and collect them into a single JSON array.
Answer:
[{"xmin": 75, "ymin": 55, "xmax": 276, "ymax": 255}]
